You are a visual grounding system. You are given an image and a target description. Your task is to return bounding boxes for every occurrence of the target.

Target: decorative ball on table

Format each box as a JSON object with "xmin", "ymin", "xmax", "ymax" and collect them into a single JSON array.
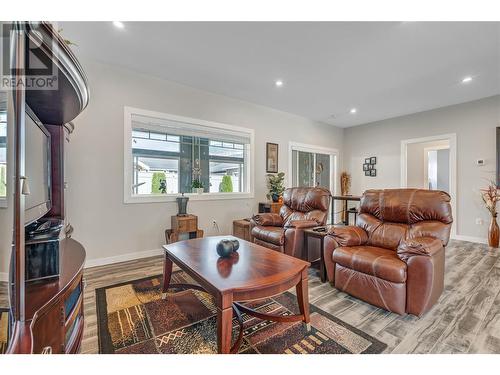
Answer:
[{"xmin": 216, "ymin": 239, "xmax": 240, "ymax": 258}]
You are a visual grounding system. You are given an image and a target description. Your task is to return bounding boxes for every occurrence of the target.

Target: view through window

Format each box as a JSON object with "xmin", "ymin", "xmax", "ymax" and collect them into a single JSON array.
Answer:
[{"xmin": 128, "ymin": 110, "xmax": 252, "ymax": 199}]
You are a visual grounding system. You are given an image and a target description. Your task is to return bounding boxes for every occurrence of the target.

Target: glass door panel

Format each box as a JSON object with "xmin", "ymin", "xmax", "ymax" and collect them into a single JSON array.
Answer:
[
  {"xmin": 315, "ymin": 153, "xmax": 330, "ymax": 190},
  {"xmin": 292, "ymin": 150, "xmax": 331, "ymax": 191}
]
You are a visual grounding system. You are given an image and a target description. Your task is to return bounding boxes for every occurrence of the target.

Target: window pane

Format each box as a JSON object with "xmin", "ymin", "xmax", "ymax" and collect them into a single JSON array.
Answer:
[
  {"xmin": 209, "ymin": 161, "xmax": 242, "ymax": 193},
  {"xmin": 132, "ymin": 137, "xmax": 180, "ymax": 153},
  {"xmin": 132, "ymin": 130, "xmax": 149, "ymax": 139},
  {"xmin": 209, "ymin": 145, "xmax": 244, "ymax": 158},
  {"xmin": 167, "ymin": 135, "xmax": 180, "ymax": 142},
  {"xmin": 150, "ymin": 132, "xmax": 166, "ymax": 141},
  {"xmin": 133, "ymin": 156, "xmax": 179, "ymax": 195},
  {"xmin": 315, "ymin": 153, "xmax": 331, "ymax": 190}
]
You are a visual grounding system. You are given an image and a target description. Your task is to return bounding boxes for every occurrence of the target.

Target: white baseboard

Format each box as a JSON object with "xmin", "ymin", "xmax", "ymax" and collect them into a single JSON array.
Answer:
[
  {"xmin": 84, "ymin": 248, "xmax": 163, "ymax": 269},
  {"xmin": 451, "ymin": 234, "xmax": 488, "ymax": 244},
  {"xmin": 0, "ymin": 272, "xmax": 8, "ymax": 282}
]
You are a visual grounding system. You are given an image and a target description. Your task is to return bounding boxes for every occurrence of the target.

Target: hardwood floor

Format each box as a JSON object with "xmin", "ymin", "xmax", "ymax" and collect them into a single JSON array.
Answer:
[{"xmin": 1, "ymin": 239, "xmax": 500, "ymax": 354}]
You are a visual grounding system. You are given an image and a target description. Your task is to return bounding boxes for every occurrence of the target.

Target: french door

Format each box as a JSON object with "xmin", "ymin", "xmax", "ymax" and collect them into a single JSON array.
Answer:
[{"xmin": 289, "ymin": 142, "xmax": 338, "ymax": 223}]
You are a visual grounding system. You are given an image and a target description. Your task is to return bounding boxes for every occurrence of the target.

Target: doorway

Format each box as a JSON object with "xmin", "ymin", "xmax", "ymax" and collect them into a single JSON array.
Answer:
[
  {"xmin": 288, "ymin": 142, "xmax": 338, "ymax": 223},
  {"xmin": 401, "ymin": 134, "xmax": 457, "ymax": 235}
]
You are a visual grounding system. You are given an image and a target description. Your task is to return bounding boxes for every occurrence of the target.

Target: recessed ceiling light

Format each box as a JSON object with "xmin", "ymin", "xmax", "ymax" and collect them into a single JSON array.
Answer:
[
  {"xmin": 275, "ymin": 80, "xmax": 283, "ymax": 87},
  {"xmin": 350, "ymin": 108, "xmax": 357, "ymax": 114},
  {"xmin": 113, "ymin": 21, "xmax": 125, "ymax": 29},
  {"xmin": 462, "ymin": 76, "xmax": 473, "ymax": 83}
]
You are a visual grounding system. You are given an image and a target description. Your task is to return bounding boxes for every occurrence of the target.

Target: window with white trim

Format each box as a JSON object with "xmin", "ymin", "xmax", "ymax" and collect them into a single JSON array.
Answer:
[{"xmin": 125, "ymin": 108, "xmax": 253, "ymax": 202}]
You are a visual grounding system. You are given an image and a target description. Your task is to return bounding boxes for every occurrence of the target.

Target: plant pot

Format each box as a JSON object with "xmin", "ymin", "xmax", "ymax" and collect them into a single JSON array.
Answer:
[
  {"xmin": 271, "ymin": 193, "xmax": 279, "ymax": 202},
  {"xmin": 192, "ymin": 188, "xmax": 204, "ymax": 194},
  {"xmin": 489, "ymin": 214, "xmax": 499, "ymax": 248}
]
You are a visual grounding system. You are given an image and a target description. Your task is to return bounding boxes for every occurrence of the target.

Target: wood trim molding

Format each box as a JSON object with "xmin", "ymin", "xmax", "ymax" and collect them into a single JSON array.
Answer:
[
  {"xmin": 84, "ymin": 248, "xmax": 163, "ymax": 269},
  {"xmin": 451, "ymin": 234, "xmax": 488, "ymax": 245}
]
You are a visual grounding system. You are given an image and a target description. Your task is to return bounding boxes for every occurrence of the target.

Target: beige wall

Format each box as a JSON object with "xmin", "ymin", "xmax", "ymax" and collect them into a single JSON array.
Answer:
[
  {"xmin": 61, "ymin": 59, "xmax": 344, "ymax": 267},
  {"xmin": 344, "ymin": 95, "xmax": 500, "ymax": 241}
]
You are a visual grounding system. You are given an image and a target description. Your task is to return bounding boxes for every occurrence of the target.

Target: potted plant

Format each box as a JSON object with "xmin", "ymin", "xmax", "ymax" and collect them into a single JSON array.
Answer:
[
  {"xmin": 266, "ymin": 172, "xmax": 285, "ymax": 202},
  {"xmin": 192, "ymin": 179, "xmax": 204, "ymax": 194},
  {"xmin": 480, "ymin": 181, "xmax": 500, "ymax": 248}
]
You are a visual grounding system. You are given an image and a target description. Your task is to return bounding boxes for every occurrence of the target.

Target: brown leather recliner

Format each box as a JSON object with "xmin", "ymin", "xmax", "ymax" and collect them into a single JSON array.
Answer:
[
  {"xmin": 251, "ymin": 187, "xmax": 330, "ymax": 259},
  {"xmin": 324, "ymin": 189, "xmax": 453, "ymax": 316}
]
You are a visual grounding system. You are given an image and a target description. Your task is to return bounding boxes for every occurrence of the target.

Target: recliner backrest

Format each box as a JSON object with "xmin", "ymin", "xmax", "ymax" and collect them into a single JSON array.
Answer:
[
  {"xmin": 280, "ymin": 187, "xmax": 331, "ymax": 227},
  {"xmin": 357, "ymin": 189, "xmax": 453, "ymax": 250}
]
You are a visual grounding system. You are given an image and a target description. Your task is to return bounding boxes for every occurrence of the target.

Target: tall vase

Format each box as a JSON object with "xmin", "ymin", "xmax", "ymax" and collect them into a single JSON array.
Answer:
[{"xmin": 488, "ymin": 214, "xmax": 499, "ymax": 248}]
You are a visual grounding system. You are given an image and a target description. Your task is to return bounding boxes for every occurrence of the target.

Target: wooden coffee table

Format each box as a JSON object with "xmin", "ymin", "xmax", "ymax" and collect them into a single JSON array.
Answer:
[{"xmin": 162, "ymin": 235, "xmax": 310, "ymax": 354}]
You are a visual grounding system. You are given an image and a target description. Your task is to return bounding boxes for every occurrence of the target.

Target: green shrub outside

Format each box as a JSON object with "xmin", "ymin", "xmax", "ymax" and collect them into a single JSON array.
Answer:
[
  {"xmin": 219, "ymin": 175, "xmax": 233, "ymax": 192},
  {"xmin": 151, "ymin": 171, "xmax": 166, "ymax": 194}
]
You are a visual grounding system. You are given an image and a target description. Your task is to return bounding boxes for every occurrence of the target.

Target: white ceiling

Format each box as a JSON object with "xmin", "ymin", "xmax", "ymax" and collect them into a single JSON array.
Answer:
[{"xmin": 59, "ymin": 22, "xmax": 500, "ymax": 127}]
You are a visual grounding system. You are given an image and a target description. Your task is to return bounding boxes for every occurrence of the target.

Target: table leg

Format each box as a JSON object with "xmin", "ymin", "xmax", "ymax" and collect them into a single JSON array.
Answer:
[
  {"xmin": 296, "ymin": 269, "xmax": 310, "ymax": 330},
  {"xmin": 343, "ymin": 200, "xmax": 348, "ymax": 225},
  {"xmin": 319, "ymin": 237, "xmax": 326, "ymax": 283},
  {"xmin": 217, "ymin": 307, "xmax": 233, "ymax": 354},
  {"xmin": 162, "ymin": 253, "xmax": 173, "ymax": 299}
]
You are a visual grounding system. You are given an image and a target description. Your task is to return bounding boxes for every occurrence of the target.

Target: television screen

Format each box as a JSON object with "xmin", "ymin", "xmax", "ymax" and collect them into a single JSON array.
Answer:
[{"xmin": 25, "ymin": 110, "xmax": 51, "ymax": 224}]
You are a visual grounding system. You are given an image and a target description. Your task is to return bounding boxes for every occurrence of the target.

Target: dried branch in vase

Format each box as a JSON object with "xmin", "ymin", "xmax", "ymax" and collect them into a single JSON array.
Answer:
[
  {"xmin": 340, "ymin": 172, "xmax": 351, "ymax": 196},
  {"xmin": 480, "ymin": 181, "xmax": 500, "ymax": 217}
]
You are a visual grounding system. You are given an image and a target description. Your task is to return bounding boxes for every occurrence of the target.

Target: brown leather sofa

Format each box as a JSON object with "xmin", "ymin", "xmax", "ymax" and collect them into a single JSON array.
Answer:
[
  {"xmin": 251, "ymin": 187, "xmax": 330, "ymax": 259},
  {"xmin": 324, "ymin": 189, "xmax": 452, "ymax": 316}
]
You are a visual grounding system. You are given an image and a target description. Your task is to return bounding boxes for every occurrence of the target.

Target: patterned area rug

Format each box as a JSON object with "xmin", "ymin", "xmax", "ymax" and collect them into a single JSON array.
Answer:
[
  {"xmin": 0, "ymin": 308, "xmax": 9, "ymax": 354},
  {"xmin": 96, "ymin": 271, "xmax": 387, "ymax": 354}
]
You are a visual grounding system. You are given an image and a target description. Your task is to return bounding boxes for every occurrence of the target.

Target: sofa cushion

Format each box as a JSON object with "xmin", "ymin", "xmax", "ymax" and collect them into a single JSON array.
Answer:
[
  {"xmin": 251, "ymin": 225, "xmax": 285, "ymax": 246},
  {"xmin": 333, "ymin": 245, "xmax": 407, "ymax": 283}
]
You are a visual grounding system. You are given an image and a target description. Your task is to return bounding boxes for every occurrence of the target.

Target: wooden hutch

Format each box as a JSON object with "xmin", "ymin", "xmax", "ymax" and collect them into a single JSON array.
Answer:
[{"xmin": 5, "ymin": 22, "xmax": 89, "ymax": 354}]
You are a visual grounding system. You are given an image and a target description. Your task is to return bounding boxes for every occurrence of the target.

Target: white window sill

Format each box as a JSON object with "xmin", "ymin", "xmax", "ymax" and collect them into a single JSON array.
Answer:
[{"xmin": 124, "ymin": 191, "xmax": 255, "ymax": 204}]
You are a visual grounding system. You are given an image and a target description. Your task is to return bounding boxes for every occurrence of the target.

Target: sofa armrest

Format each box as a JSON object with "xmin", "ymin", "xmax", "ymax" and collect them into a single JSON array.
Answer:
[
  {"xmin": 397, "ymin": 236, "xmax": 445, "ymax": 316},
  {"xmin": 327, "ymin": 226, "xmax": 368, "ymax": 247},
  {"xmin": 397, "ymin": 236, "xmax": 443, "ymax": 262},
  {"xmin": 285, "ymin": 220, "xmax": 319, "ymax": 229},
  {"xmin": 251, "ymin": 213, "xmax": 283, "ymax": 227}
]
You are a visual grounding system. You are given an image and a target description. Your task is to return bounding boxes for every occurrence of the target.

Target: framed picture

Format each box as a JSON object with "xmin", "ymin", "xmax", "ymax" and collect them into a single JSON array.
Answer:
[
  {"xmin": 367, "ymin": 164, "xmax": 373, "ymax": 170},
  {"xmin": 266, "ymin": 143, "xmax": 279, "ymax": 173},
  {"xmin": 370, "ymin": 169, "xmax": 377, "ymax": 177},
  {"xmin": 364, "ymin": 158, "xmax": 371, "ymax": 164},
  {"xmin": 370, "ymin": 156, "xmax": 377, "ymax": 164},
  {"xmin": 363, "ymin": 164, "xmax": 369, "ymax": 171},
  {"xmin": 365, "ymin": 170, "xmax": 370, "ymax": 176}
]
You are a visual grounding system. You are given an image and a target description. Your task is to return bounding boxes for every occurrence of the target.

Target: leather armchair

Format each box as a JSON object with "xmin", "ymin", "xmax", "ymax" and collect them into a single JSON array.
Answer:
[
  {"xmin": 251, "ymin": 187, "xmax": 330, "ymax": 259},
  {"xmin": 324, "ymin": 189, "xmax": 452, "ymax": 316}
]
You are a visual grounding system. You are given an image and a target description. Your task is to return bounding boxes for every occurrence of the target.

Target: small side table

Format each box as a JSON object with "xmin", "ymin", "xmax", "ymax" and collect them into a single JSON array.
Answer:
[
  {"xmin": 165, "ymin": 214, "xmax": 203, "ymax": 244},
  {"xmin": 233, "ymin": 218, "xmax": 253, "ymax": 243},
  {"xmin": 303, "ymin": 226, "xmax": 332, "ymax": 283}
]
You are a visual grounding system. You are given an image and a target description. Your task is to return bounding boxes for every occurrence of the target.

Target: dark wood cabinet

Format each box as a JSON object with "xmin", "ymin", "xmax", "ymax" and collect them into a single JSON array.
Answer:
[{"xmin": 5, "ymin": 22, "xmax": 89, "ymax": 354}]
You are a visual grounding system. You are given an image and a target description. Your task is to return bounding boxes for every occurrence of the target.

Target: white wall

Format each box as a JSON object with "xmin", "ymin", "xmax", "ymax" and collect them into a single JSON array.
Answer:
[
  {"xmin": 65, "ymin": 59, "xmax": 343, "ymax": 267},
  {"xmin": 343, "ymin": 95, "xmax": 500, "ymax": 241}
]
